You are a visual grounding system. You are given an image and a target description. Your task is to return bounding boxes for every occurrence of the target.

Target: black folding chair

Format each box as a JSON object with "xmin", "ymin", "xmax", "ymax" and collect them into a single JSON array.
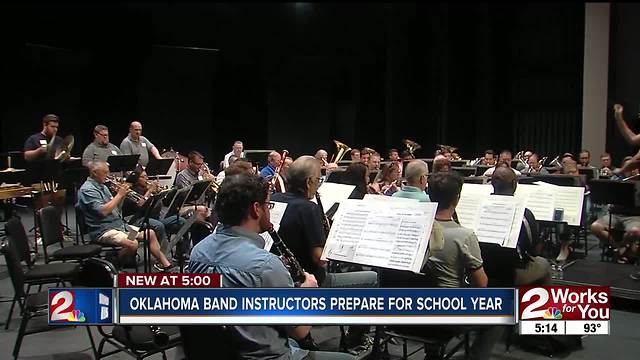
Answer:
[{"xmin": 38, "ymin": 205, "xmax": 102, "ymax": 263}]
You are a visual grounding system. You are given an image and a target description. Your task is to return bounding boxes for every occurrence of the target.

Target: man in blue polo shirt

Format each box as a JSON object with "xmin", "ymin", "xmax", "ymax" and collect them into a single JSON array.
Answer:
[
  {"xmin": 392, "ymin": 160, "xmax": 430, "ymax": 202},
  {"xmin": 259, "ymin": 151, "xmax": 282, "ymax": 179}
]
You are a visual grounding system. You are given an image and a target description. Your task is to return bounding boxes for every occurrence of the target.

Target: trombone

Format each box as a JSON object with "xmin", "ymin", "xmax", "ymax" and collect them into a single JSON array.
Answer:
[{"xmin": 329, "ymin": 140, "xmax": 352, "ymax": 164}]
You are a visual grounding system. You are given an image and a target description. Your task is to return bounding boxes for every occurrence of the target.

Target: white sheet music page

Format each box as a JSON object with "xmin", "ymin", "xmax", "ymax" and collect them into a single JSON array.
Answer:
[
  {"xmin": 474, "ymin": 195, "xmax": 525, "ymax": 248},
  {"xmin": 456, "ymin": 183, "xmax": 493, "ymax": 228},
  {"xmin": 321, "ymin": 199, "xmax": 437, "ymax": 272},
  {"xmin": 363, "ymin": 194, "xmax": 418, "ymax": 202},
  {"xmin": 317, "ymin": 182, "xmax": 356, "ymax": 214},
  {"xmin": 516, "ymin": 184, "xmax": 556, "ymax": 221},
  {"xmin": 260, "ymin": 201, "xmax": 288, "ymax": 251},
  {"xmin": 552, "ymin": 185, "xmax": 585, "ymax": 226}
]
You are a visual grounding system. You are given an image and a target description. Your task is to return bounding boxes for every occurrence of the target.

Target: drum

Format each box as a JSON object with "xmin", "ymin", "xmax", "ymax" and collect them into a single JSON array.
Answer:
[
  {"xmin": 76, "ymin": 257, "xmax": 118, "ymax": 287},
  {"xmin": 161, "ymin": 150, "xmax": 188, "ymax": 173}
]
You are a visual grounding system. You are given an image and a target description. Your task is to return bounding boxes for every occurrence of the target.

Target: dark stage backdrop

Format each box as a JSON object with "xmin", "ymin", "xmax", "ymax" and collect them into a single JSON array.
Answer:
[{"xmin": 1, "ymin": 3, "xmax": 587, "ymax": 170}]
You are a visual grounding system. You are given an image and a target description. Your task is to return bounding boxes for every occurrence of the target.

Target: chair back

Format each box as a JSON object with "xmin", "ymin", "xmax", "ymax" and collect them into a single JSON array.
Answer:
[
  {"xmin": 5, "ymin": 217, "xmax": 34, "ymax": 266},
  {"xmin": 75, "ymin": 204, "xmax": 88, "ymax": 242},
  {"xmin": 38, "ymin": 206, "xmax": 64, "ymax": 262},
  {"xmin": 1, "ymin": 237, "xmax": 27, "ymax": 299}
]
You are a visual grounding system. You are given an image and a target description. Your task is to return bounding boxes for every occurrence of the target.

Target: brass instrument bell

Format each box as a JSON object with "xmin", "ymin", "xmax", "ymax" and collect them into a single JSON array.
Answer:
[{"xmin": 329, "ymin": 140, "xmax": 352, "ymax": 164}]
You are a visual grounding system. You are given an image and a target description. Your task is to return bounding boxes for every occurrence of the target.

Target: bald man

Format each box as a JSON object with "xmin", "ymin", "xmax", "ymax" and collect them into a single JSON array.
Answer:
[
  {"xmin": 77, "ymin": 161, "xmax": 173, "ymax": 271},
  {"xmin": 120, "ymin": 121, "xmax": 162, "ymax": 167},
  {"xmin": 432, "ymin": 154, "xmax": 450, "ymax": 173},
  {"xmin": 484, "ymin": 166, "xmax": 551, "ymax": 286},
  {"xmin": 392, "ymin": 160, "xmax": 430, "ymax": 202},
  {"xmin": 314, "ymin": 149, "xmax": 329, "ymax": 166},
  {"xmin": 259, "ymin": 151, "xmax": 282, "ymax": 179}
]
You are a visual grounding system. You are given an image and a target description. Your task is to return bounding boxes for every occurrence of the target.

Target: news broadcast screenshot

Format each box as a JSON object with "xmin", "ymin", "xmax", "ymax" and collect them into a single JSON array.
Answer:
[{"xmin": 1, "ymin": 3, "xmax": 639, "ymax": 360}]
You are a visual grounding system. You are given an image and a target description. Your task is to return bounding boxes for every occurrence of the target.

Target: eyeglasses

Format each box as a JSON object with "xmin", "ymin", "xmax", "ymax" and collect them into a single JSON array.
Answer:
[
  {"xmin": 266, "ymin": 201, "xmax": 275, "ymax": 210},
  {"xmin": 97, "ymin": 133, "xmax": 109, "ymax": 137}
]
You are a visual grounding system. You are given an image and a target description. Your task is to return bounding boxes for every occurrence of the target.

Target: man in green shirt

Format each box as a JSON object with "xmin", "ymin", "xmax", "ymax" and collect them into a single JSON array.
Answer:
[{"xmin": 392, "ymin": 160, "xmax": 430, "ymax": 202}]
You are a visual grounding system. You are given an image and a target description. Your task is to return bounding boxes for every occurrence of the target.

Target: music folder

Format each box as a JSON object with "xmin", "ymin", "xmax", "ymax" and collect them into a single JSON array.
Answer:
[
  {"xmin": 107, "ymin": 155, "xmax": 140, "ymax": 173},
  {"xmin": 161, "ymin": 186, "xmax": 191, "ymax": 220}
]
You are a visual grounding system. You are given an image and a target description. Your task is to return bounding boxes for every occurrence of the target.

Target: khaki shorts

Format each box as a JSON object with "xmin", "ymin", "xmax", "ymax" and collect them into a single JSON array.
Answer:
[
  {"xmin": 97, "ymin": 225, "xmax": 139, "ymax": 246},
  {"xmin": 597, "ymin": 214, "xmax": 640, "ymax": 232}
]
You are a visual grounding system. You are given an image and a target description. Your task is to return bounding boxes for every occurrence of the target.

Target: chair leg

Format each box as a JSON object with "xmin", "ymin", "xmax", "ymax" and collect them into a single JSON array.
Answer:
[
  {"xmin": 162, "ymin": 351, "xmax": 168, "ymax": 360},
  {"xmin": 13, "ymin": 313, "xmax": 29, "ymax": 359},
  {"xmin": 86, "ymin": 326, "xmax": 99, "ymax": 359},
  {"xmin": 4, "ymin": 295, "xmax": 18, "ymax": 330}
]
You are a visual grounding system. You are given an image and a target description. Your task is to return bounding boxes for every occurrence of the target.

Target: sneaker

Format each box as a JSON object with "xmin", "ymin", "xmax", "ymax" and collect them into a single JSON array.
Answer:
[
  {"xmin": 345, "ymin": 334, "xmax": 374, "ymax": 356},
  {"xmin": 631, "ymin": 271, "xmax": 640, "ymax": 281},
  {"xmin": 153, "ymin": 263, "xmax": 177, "ymax": 273}
]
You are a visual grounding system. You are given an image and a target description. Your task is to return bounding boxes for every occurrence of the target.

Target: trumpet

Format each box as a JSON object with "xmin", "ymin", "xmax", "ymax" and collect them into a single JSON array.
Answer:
[
  {"xmin": 105, "ymin": 175, "xmax": 146, "ymax": 203},
  {"xmin": 202, "ymin": 163, "xmax": 221, "ymax": 193}
]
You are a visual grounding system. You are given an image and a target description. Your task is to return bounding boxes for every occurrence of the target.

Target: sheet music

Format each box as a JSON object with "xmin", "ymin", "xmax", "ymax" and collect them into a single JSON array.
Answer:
[
  {"xmin": 456, "ymin": 184, "xmax": 493, "ymax": 228},
  {"xmin": 261, "ymin": 201, "xmax": 288, "ymax": 251},
  {"xmin": 317, "ymin": 182, "xmax": 356, "ymax": 214},
  {"xmin": 363, "ymin": 194, "xmax": 418, "ymax": 202},
  {"xmin": 553, "ymin": 186, "xmax": 585, "ymax": 226},
  {"xmin": 321, "ymin": 199, "xmax": 437, "ymax": 273},
  {"xmin": 474, "ymin": 195, "xmax": 525, "ymax": 248},
  {"xmin": 516, "ymin": 184, "xmax": 556, "ymax": 221}
]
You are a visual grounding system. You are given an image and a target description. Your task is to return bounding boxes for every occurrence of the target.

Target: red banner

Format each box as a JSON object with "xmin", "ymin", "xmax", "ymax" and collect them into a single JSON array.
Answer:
[
  {"xmin": 117, "ymin": 273, "xmax": 221, "ymax": 288},
  {"xmin": 519, "ymin": 286, "xmax": 609, "ymax": 321}
]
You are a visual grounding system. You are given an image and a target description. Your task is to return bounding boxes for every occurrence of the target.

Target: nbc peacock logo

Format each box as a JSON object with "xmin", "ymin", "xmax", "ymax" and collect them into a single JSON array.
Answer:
[
  {"xmin": 67, "ymin": 310, "xmax": 86, "ymax": 322},
  {"xmin": 543, "ymin": 307, "xmax": 562, "ymax": 320}
]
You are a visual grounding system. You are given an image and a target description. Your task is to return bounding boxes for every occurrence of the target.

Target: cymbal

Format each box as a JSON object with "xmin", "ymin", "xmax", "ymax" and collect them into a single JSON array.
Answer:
[{"xmin": 0, "ymin": 167, "xmax": 26, "ymax": 173}]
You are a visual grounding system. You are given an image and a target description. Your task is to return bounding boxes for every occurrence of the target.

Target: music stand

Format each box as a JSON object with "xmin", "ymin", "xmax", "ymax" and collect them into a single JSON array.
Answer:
[
  {"xmin": 145, "ymin": 158, "xmax": 174, "ymax": 176},
  {"xmin": 450, "ymin": 160, "xmax": 467, "ymax": 167},
  {"xmin": 475, "ymin": 165, "xmax": 492, "ymax": 176},
  {"xmin": 184, "ymin": 180, "xmax": 212, "ymax": 205},
  {"xmin": 60, "ymin": 159, "xmax": 88, "ymax": 242},
  {"xmin": 326, "ymin": 169, "xmax": 347, "ymax": 184},
  {"xmin": 578, "ymin": 167, "xmax": 598, "ymax": 181},
  {"xmin": 531, "ymin": 174, "xmax": 582, "ymax": 187},
  {"xmin": 137, "ymin": 190, "xmax": 171, "ymax": 272},
  {"xmin": 588, "ymin": 179, "xmax": 638, "ymax": 261},
  {"xmin": 107, "ymin": 155, "xmax": 140, "ymax": 176},
  {"xmin": 244, "ymin": 150, "xmax": 275, "ymax": 169},
  {"xmin": 161, "ymin": 187, "xmax": 192, "ymax": 221},
  {"xmin": 368, "ymin": 171, "xmax": 380, "ymax": 183},
  {"xmin": 451, "ymin": 167, "xmax": 476, "ymax": 177}
]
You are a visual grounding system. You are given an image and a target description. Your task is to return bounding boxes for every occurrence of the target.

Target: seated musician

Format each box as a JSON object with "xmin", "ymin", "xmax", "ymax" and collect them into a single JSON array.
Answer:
[
  {"xmin": 221, "ymin": 140, "xmax": 244, "ymax": 170},
  {"xmin": 368, "ymin": 151, "xmax": 381, "ymax": 171},
  {"xmin": 188, "ymin": 174, "xmax": 354, "ymax": 360},
  {"xmin": 24, "ymin": 114, "xmax": 63, "ymax": 162},
  {"xmin": 482, "ymin": 150, "xmax": 521, "ymax": 176},
  {"xmin": 370, "ymin": 162, "xmax": 400, "ymax": 196},
  {"xmin": 423, "ymin": 171, "xmax": 499, "ymax": 360},
  {"xmin": 400, "ymin": 150, "xmax": 413, "ymax": 161},
  {"xmin": 360, "ymin": 148, "xmax": 372, "ymax": 166},
  {"xmin": 388, "ymin": 148, "xmax": 400, "ymax": 161},
  {"xmin": 481, "ymin": 149, "xmax": 496, "ymax": 166},
  {"xmin": 77, "ymin": 161, "xmax": 173, "ymax": 270},
  {"xmin": 314, "ymin": 149, "xmax": 329, "ymax": 166},
  {"xmin": 81, "ymin": 125, "xmax": 122, "ymax": 167},
  {"xmin": 599, "ymin": 152, "xmax": 615, "ymax": 177},
  {"xmin": 432, "ymin": 154, "xmax": 450, "ymax": 173},
  {"xmin": 174, "ymin": 151, "xmax": 212, "ymax": 221},
  {"xmin": 122, "ymin": 168, "xmax": 186, "ymax": 260},
  {"xmin": 525, "ymin": 153, "xmax": 549, "ymax": 175},
  {"xmin": 259, "ymin": 151, "xmax": 282, "ymax": 179},
  {"xmin": 579, "ymin": 149, "xmax": 593, "ymax": 168},
  {"xmin": 392, "ymin": 160, "xmax": 430, "ymax": 202},
  {"xmin": 215, "ymin": 155, "xmax": 238, "ymax": 183},
  {"xmin": 349, "ymin": 148, "xmax": 361, "ymax": 162},
  {"xmin": 119, "ymin": 121, "xmax": 162, "ymax": 167},
  {"xmin": 271, "ymin": 156, "xmax": 377, "ymax": 353},
  {"xmin": 483, "ymin": 166, "xmax": 551, "ymax": 286}
]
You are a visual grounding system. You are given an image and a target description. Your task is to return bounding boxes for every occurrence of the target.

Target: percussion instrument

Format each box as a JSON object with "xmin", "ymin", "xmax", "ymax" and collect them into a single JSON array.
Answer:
[
  {"xmin": 161, "ymin": 149, "xmax": 188, "ymax": 188},
  {"xmin": 0, "ymin": 185, "xmax": 33, "ymax": 200}
]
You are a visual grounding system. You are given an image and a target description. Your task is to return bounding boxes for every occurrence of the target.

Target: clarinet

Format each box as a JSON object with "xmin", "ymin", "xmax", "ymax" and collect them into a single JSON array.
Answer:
[
  {"xmin": 268, "ymin": 225, "xmax": 306, "ymax": 286},
  {"xmin": 315, "ymin": 193, "xmax": 331, "ymax": 237}
]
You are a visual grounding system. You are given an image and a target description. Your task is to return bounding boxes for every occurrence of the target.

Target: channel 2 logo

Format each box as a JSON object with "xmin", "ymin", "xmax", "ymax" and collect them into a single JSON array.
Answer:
[
  {"xmin": 519, "ymin": 286, "xmax": 610, "ymax": 321},
  {"xmin": 49, "ymin": 289, "xmax": 112, "ymax": 324}
]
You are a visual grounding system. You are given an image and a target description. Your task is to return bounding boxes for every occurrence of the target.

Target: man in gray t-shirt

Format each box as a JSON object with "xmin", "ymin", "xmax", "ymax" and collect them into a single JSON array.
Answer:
[
  {"xmin": 119, "ymin": 121, "xmax": 162, "ymax": 167},
  {"xmin": 82, "ymin": 125, "xmax": 122, "ymax": 167}
]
